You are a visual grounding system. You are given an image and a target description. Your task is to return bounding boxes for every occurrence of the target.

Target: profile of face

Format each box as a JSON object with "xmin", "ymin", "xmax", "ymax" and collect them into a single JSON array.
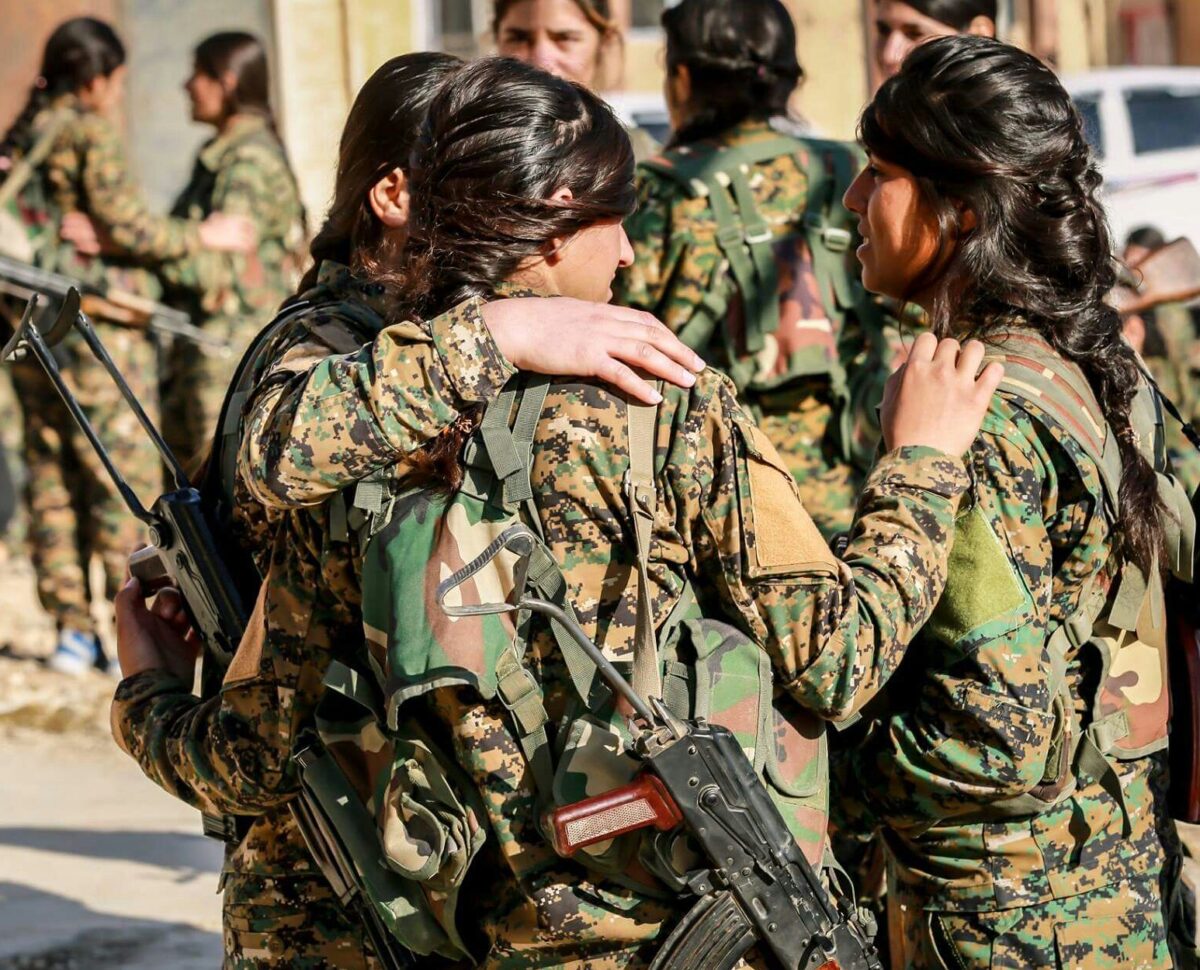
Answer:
[
  {"xmin": 874, "ymin": 1, "xmax": 995, "ymax": 82},
  {"xmin": 539, "ymin": 200, "xmax": 633, "ymax": 302},
  {"xmin": 842, "ymin": 155, "xmax": 945, "ymax": 304},
  {"xmin": 496, "ymin": 0, "xmax": 605, "ymax": 89},
  {"xmin": 184, "ymin": 64, "xmax": 228, "ymax": 125},
  {"xmin": 78, "ymin": 64, "xmax": 127, "ymax": 117}
]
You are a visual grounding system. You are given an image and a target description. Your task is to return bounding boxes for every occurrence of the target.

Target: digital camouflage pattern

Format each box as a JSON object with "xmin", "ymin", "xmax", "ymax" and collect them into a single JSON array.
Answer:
[
  {"xmin": 9, "ymin": 96, "xmax": 196, "ymax": 635},
  {"xmin": 612, "ymin": 120, "xmax": 868, "ymax": 539},
  {"xmin": 847, "ymin": 338, "xmax": 1175, "ymax": 968},
  {"xmin": 247, "ymin": 286, "xmax": 972, "ymax": 966},
  {"xmin": 1138, "ymin": 301, "xmax": 1200, "ymax": 495},
  {"xmin": 111, "ymin": 262, "xmax": 513, "ymax": 967},
  {"xmin": 156, "ymin": 114, "xmax": 306, "ymax": 468}
]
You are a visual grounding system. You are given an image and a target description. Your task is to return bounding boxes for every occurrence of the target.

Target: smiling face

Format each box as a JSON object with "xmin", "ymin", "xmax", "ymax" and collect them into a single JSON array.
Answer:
[
  {"xmin": 843, "ymin": 154, "xmax": 945, "ymax": 304},
  {"xmin": 495, "ymin": 0, "xmax": 605, "ymax": 89}
]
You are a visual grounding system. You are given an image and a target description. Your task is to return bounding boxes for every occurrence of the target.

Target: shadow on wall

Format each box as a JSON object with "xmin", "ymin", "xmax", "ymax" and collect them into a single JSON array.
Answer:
[
  {"xmin": 0, "ymin": 827, "xmax": 221, "ymax": 881},
  {"xmin": 0, "ymin": 881, "xmax": 220, "ymax": 968}
]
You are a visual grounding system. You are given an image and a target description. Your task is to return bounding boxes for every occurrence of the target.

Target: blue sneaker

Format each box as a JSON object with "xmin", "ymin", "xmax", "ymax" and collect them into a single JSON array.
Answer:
[{"xmin": 47, "ymin": 629, "xmax": 102, "ymax": 676}]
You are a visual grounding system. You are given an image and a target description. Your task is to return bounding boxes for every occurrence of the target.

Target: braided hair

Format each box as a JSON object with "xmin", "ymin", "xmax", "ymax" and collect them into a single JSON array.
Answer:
[
  {"xmin": 860, "ymin": 35, "xmax": 1166, "ymax": 574},
  {"xmin": 661, "ymin": 0, "xmax": 803, "ymax": 148},
  {"xmin": 1, "ymin": 18, "xmax": 124, "ymax": 172}
]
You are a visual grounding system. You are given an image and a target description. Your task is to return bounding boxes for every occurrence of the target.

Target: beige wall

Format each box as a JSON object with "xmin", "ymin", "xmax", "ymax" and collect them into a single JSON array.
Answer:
[{"xmin": 785, "ymin": 0, "xmax": 871, "ymax": 139}]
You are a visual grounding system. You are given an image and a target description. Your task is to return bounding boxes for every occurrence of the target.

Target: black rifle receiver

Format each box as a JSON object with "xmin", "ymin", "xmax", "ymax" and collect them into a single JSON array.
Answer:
[{"xmin": 437, "ymin": 525, "xmax": 883, "ymax": 970}]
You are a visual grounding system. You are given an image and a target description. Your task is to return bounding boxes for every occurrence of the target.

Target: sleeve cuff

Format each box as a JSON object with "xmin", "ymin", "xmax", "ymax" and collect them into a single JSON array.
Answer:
[
  {"xmin": 866, "ymin": 445, "xmax": 970, "ymax": 500},
  {"xmin": 110, "ymin": 669, "xmax": 193, "ymax": 756},
  {"xmin": 427, "ymin": 297, "xmax": 517, "ymax": 405}
]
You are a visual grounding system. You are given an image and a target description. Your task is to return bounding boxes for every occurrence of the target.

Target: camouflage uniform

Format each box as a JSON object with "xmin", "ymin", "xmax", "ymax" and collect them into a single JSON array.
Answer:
[
  {"xmin": 112, "ymin": 262, "xmax": 513, "ymax": 968},
  {"xmin": 155, "ymin": 115, "xmax": 305, "ymax": 469},
  {"xmin": 1138, "ymin": 301, "xmax": 1200, "ymax": 495},
  {"xmin": 11, "ymin": 96, "xmax": 199, "ymax": 635},
  {"xmin": 846, "ymin": 381, "xmax": 1172, "ymax": 968},
  {"xmin": 612, "ymin": 119, "xmax": 865, "ymax": 539},
  {"xmin": 242, "ymin": 283, "xmax": 972, "ymax": 966}
]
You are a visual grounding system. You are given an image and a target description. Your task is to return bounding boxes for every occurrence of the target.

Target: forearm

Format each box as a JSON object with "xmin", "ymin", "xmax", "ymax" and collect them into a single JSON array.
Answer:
[
  {"xmin": 780, "ymin": 446, "xmax": 969, "ymax": 720},
  {"xmin": 111, "ymin": 671, "xmax": 297, "ymax": 817},
  {"xmin": 240, "ymin": 298, "xmax": 515, "ymax": 509}
]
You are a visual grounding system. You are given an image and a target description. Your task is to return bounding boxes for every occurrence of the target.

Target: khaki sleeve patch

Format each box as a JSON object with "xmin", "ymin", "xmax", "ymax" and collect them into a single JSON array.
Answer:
[
  {"xmin": 222, "ymin": 582, "xmax": 270, "ymax": 686},
  {"xmin": 744, "ymin": 425, "xmax": 839, "ymax": 576}
]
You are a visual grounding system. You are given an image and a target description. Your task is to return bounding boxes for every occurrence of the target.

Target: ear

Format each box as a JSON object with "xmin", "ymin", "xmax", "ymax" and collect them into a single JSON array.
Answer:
[
  {"xmin": 543, "ymin": 186, "xmax": 576, "ymax": 264},
  {"xmin": 673, "ymin": 64, "xmax": 692, "ymax": 107},
  {"xmin": 220, "ymin": 70, "xmax": 239, "ymax": 97},
  {"xmin": 967, "ymin": 16, "xmax": 997, "ymax": 39},
  {"xmin": 955, "ymin": 199, "xmax": 978, "ymax": 234},
  {"xmin": 368, "ymin": 168, "xmax": 410, "ymax": 229}
]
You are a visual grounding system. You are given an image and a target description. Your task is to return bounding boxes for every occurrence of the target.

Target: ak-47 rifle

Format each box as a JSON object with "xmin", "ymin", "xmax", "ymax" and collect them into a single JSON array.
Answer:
[
  {"xmin": 438, "ymin": 525, "xmax": 883, "ymax": 970},
  {"xmin": 1, "ymin": 288, "xmax": 416, "ymax": 966},
  {"xmin": 0, "ymin": 253, "xmax": 230, "ymax": 354}
]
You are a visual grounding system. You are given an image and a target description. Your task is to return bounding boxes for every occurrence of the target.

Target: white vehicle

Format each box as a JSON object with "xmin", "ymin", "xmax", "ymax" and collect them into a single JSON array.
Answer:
[
  {"xmin": 601, "ymin": 90, "xmax": 672, "ymax": 147},
  {"xmin": 1062, "ymin": 67, "xmax": 1200, "ymax": 251}
]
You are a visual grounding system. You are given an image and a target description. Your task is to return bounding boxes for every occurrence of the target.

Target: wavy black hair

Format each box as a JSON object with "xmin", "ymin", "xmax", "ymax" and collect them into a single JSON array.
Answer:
[
  {"xmin": 400, "ymin": 56, "xmax": 636, "ymax": 318},
  {"xmin": 297, "ymin": 52, "xmax": 462, "ymax": 293},
  {"xmin": 1, "ymin": 18, "xmax": 125, "ymax": 166},
  {"xmin": 860, "ymin": 34, "xmax": 1165, "ymax": 574},
  {"xmin": 662, "ymin": 0, "xmax": 802, "ymax": 148}
]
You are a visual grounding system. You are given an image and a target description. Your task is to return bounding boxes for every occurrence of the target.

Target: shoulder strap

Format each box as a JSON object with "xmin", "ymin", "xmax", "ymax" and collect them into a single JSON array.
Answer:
[
  {"xmin": 0, "ymin": 109, "xmax": 72, "ymax": 210},
  {"xmin": 625, "ymin": 394, "xmax": 661, "ymax": 702},
  {"xmin": 988, "ymin": 330, "xmax": 1124, "ymax": 514}
]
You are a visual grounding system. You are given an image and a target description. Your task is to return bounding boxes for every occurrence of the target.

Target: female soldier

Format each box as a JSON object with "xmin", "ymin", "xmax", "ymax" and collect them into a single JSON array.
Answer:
[
  {"xmin": 873, "ymin": 0, "xmax": 997, "ymax": 83},
  {"xmin": 200, "ymin": 56, "xmax": 1001, "ymax": 965},
  {"xmin": 492, "ymin": 0, "xmax": 659, "ymax": 159},
  {"xmin": 1, "ymin": 17, "xmax": 248, "ymax": 673},
  {"xmin": 843, "ymin": 36, "xmax": 1181, "ymax": 967},
  {"xmin": 613, "ymin": 0, "xmax": 877, "ymax": 539},
  {"xmin": 110, "ymin": 52, "xmax": 708, "ymax": 969}
]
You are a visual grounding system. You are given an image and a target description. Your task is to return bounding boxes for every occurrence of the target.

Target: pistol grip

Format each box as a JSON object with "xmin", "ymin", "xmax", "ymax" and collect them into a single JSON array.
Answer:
[
  {"xmin": 548, "ymin": 773, "xmax": 682, "ymax": 856},
  {"xmin": 129, "ymin": 545, "xmax": 172, "ymax": 594}
]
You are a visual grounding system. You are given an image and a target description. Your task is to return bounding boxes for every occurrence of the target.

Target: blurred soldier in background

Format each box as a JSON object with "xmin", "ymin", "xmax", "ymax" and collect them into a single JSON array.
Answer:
[
  {"xmin": 1, "ymin": 17, "xmax": 249, "ymax": 673},
  {"xmin": 873, "ymin": 0, "xmax": 997, "ymax": 83}
]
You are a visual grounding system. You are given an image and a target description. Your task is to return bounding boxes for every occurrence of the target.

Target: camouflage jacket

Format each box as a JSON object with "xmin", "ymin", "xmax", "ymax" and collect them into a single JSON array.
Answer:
[
  {"xmin": 156, "ymin": 114, "xmax": 305, "ymax": 349},
  {"xmin": 111, "ymin": 262, "xmax": 516, "ymax": 880},
  {"xmin": 24, "ymin": 95, "xmax": 199, "ymax": 299},
  {"xmin": 1140, "ymin": 301, "xmax": 1200, "ymax": 494},
  {"xmin": 611, "ymin": 119, "xmax": 868, "ymax": 538},
  {"xmin": 236, "ymin": 283, "xmax": 972, "ymax": 963},
  {"xmin": 847, "ymin": 391, "xmax": 1166, "ymax": 911}
]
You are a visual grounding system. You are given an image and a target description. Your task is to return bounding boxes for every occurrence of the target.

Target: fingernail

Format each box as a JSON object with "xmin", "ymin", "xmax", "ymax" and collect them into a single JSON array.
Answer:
[
  {"xmin": 693, "ymin": 354, "xmax": 706, "ymax": 371},
  {"xmin": 122, "ymin": 576, "xmax": 137, "ymax": 591},
  {"xmin": 649, "ymin": 389, "xmax": 663, "ymax": 404}
]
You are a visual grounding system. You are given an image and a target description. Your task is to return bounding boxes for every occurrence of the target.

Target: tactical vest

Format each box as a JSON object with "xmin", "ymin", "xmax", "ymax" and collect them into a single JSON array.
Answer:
[
  {"xmin": 303, "ymin": 376, "xmax": 832, "ymax": 960},
  {"xmin": 642, "ymin": 134, "xmax": 882, "ymax": 452},
  {"xmin": 943, "ymin": 329, "xmax": 1196, "ymax": 832}
]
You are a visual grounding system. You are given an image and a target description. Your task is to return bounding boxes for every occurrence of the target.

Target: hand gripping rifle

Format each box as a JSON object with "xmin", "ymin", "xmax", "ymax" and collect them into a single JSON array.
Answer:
[
  {"xmin": 3, "ymin": 290, "xmax": 417, "ymax": 966},
  {"xmin": 438, "ymin": 525, "xmax": 883, "ymax": 970}
]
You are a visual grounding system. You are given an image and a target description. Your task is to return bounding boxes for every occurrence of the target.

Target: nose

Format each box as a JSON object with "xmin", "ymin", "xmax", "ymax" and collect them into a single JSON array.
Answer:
[
  {"xmin": 880, "ymin": 30, "xmax": 911, "ymax": 78},
  {"xmin": 618, "ymin": 227, "xmax": 634, "ymax": 268},
  {"xmin": 530, "ymin": 37, "xmax": 562, "ymax": 75},
  {"xmin": 843, "ymin": 166, "xmax": 869, "ymax": 216}
]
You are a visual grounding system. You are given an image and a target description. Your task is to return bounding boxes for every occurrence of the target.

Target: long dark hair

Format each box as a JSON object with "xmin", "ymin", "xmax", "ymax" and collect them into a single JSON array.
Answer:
[
  {"xmin": 400, "ymin": 56, "xmax": 636, "ymax": 487},
  {"xmin": 901, "ymin": 0, "xmax": 998, "ymax": 29},
  {"xmin": 1, "ymin": 17, "xmax": 125, "ymax": 166},
  {"xmin": 662, "ymin": 0, "xmax": 802, "ymax": 147},
  {"xmin": 193, "ymin": 31, "xmax": 307, "ymax": 234},
  {"xmin": 297, "ymin": 52, "xmax": 462, "ymax": 293},
  {"xmin": 860, "ymin": 35, "xmax": 1165, "ymax": 574},
  {"xmin": 401, "ymin": 56, "xmax": 636, "ymax": 318}
]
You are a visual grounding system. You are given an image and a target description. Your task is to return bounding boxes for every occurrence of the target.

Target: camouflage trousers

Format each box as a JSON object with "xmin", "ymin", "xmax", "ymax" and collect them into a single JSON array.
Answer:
[
  {"xmin": 159, "ymin": 321, "xmax": 253, "ymax": 475},
  {"xmin": 222, "ymin": 871, "xmax": 381, "ymax": 969},
  {"xmin": 887, "ymin": 876, "xmax": 1171, "ymax": 969},
  {"xmin": 10, "ymin": 323, "xmax": 159, "ymax": 635},
  {"xmin": 758, "ymin": 397, "xmax": 861, "ymax": 541}
]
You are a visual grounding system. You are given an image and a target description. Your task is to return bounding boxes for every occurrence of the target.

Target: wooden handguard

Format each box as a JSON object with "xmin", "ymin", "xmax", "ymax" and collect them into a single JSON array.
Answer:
[{"xmin": 548, "ymin": 773, "xmax": 683, "ymax": 856}]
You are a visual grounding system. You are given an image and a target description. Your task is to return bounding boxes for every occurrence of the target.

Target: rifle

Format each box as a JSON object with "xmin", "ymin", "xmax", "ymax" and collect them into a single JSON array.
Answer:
[
  {"xmin": 0, "ymin": 253, "xmax": 230, "ymax": 354},
  {"xmin": 439, "ymin": 525, "xmax": 883, "ymax": 970},
  {"xmin": 1, "ymin": 287, "xmax": 416, "ymax": 965}
]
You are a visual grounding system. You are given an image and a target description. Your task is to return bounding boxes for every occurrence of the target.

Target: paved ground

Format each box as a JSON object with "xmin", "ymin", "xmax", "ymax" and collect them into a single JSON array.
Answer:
[{"xmin": 0, "ymin": 553, "xmax": 223, "ymax": 969}]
